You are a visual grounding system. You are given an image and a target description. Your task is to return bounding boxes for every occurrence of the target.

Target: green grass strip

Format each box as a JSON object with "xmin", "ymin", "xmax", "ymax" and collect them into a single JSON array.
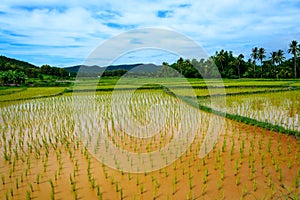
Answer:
[{"xmin": 162, "ymin": 86, "xmax": 300, "ymax": 137}]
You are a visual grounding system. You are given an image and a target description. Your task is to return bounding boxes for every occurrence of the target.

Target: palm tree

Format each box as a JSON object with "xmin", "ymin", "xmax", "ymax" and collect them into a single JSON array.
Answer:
[
  {"xmin": 176, "ymin": 57, "xmax": 184, "ymax": 75},
  {"xmin": 162, "ymin": 62, "xmax": 169, "ymax": 78},
  {"xmin": 270, "ymin": 51, "xmax": 278, "ymax": 65},
  {"xmin": 258, "ymin": 48, "xmax": 266, "ymax": 77},
  {"xmin": 276, "ymin": 49, "xmax": 285, "ymax": 65},
  {"xmin": 216, "ymin": 50, "xmax": 225, "ymax": 72},
  {"xmin": 236, "ymin": 54, "xmax": 244, "ymax": 78},
  {"xmin": 288, "ymin": 40, "xmax": 300, "ymax": 78},
  {"xmin": 251, "ymin": 47, "xmax": 259, "ymax": 72}
]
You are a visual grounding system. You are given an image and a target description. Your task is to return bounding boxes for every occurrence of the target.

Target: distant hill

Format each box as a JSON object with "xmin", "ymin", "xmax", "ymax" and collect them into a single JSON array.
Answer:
[
  {"xmin": 0, "ymin": 55, "xmax": 161, "ymax": 78},
  {"xmin": 0, "ymin": 55, "xmax": 38, "ymax": 70},
  {"xmin": 64, "ymin": 63, "xmax": 161, "ymax": 75},
  {"xmin": 65, "ymin": 65, "xmax": 104, "ymax": 73}
]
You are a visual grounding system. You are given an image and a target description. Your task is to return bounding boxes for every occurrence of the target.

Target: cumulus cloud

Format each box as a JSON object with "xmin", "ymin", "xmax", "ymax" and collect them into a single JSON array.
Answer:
[{"xmin": 0, "ymin": 0, "xmax": 299, "ymax": 66}]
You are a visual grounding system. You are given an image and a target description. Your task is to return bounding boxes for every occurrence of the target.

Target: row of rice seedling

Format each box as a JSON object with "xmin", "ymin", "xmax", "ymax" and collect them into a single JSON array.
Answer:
[
  {"xmin": 201, "ymin": 90, "xmax": 300, "ymax": 132},
  {"xmin": 173, "ymin": 87, "xmax": 288, "ymax": 97},
  {"xmin": 0, "ymin": 88, "xmax": 299, "ymax": 199},
  {"xmin": 0, "ymin": 87, "xmax": 27, "ymax": 96},
  {"xmin": 0, "ymin": 87, "xmax": 66, "ymax": 102}
]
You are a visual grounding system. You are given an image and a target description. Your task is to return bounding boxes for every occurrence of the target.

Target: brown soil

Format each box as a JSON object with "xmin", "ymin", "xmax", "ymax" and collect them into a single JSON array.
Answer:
[{"xmin": 0, "ymin": 117, "xmax": 299, "ymax": 200}]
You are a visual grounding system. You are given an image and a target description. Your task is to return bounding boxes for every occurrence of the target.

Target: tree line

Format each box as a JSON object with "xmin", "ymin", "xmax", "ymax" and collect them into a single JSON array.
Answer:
[
  {"xmin": 160, "ymin": 40, "xmax": 300, "ymax": 79},
  {"xmin": 0, "ymin": 56, "xmax": 70, "ymax": 85}
]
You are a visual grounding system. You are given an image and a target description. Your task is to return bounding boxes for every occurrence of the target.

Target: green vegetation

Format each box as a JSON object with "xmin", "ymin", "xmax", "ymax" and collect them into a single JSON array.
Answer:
[
  {"xmin": 0, "ymin": 87, "xmax": 66, "ymax": 102},
  {"xmin": 161, "ymin": 40, "xmax": 300, "ymax": 79},
  {"xmin": 0, "ymin": 56, "xmax": 71, "ymax": 86},
  {"xmin": 0, "ymin": 77, "xmax": 299, "ymax": 199}
]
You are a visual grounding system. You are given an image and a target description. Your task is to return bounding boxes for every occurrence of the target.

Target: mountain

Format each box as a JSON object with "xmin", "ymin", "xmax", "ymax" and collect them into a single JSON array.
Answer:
[
  {"xmin": 64, "ymin": 63, "xmax": 161, "ymax": 75},
  {"xmin": 64, "ymin": 65, "xmax": 104, "ymax": 73},
  {"xmin": 0, "ymin": 55, "xmax": 161, "ymax": 77},
  {"xmin": 0, "ymin": 55, "xmax": 38, "ymax": 70}
]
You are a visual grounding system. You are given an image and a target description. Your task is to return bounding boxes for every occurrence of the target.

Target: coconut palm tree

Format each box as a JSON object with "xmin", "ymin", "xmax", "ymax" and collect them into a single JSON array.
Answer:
[
  {"xmin": 270, "ymin": 51, "xmax": 278, "ymax": 65},
  {"xmin": 236, "ymin": 54, "xmax": 244, "ymax": 78},
  {"xmin": 276, "ymin": 49, "xmax": 285, "ymax": 65},
  {"xmin": 258, "ymin": 48, "xmax": 266, "ymax": 77},
  {"xmin": 162, "ymin": 62, "xmax": 169, "ymax": 78},
  {"xmin": 176, "ymin": 57, "xmax": 184, "ymax": 75},
  {"xmin": 288, "ymin": 40, "xmax": 300, "ymax": 78},
  {"xmin": 251, "ymin": 47, "xmax": 259, "ymax": 72},
  {"xmin": 216, "ymin": 50, "xmax": 225, "ymax": 72}
]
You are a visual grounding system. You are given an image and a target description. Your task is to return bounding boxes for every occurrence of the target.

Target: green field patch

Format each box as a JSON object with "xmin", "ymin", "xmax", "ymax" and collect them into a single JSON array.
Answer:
[{"xmin": 0, "ymin": 87, "xmax": 66, "ymax": 102}]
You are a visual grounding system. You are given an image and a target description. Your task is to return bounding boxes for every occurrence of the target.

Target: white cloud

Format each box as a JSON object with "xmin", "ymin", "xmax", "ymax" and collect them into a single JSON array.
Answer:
[{"xmin": 0, "ymin": 0, "xmax": 299, "ymax": 66}]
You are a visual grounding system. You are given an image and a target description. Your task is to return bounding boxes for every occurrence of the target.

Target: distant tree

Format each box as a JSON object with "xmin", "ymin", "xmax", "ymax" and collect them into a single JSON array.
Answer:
[
  {"xmin": 251, "ymin": 47, "xmax": 259, "ymax": 72},
  {"xmin": 276, "ymin": 49, "xmax": 285, "ymax": 65},
  {"xmin": 59, "ymin": 68, "xmax": 68, "ymax": 77},
  {"xmin": 236, "ymin": 54, "xmax": 244, "ymax": 78},
  {"xmin": 270, "ymin": 51, "xmax": 277, "ymax": 65},
  {"xmin": 258, "ymin": 48, "xmax": 266, "ymax": 77},
  {"xmin": 216, "ymin": 50, "xmax": 225, "ymax": 72},
  {"xmin": 41, "ymin": 64, "xmax": 52, "ymax": 75},
  {"xmin": 288, "ymin": 40, "xmax": 300, "ymax": 78},
  {"xmin": 0, "ymin": 70, "xmax": 26, "ymax": 85},
  {"xmin": 176, "ymin": 57, "xmax": 184, "ymax": 75},
  {"xmin": 162, "ymin": 62, "xmax": 169, "ymax": 78}
]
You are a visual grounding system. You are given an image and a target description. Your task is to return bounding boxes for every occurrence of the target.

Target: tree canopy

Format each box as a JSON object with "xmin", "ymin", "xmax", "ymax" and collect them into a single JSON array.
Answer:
[{"xmin": 161, "ymin": 40, "xmax": 300, "ymax": 79}]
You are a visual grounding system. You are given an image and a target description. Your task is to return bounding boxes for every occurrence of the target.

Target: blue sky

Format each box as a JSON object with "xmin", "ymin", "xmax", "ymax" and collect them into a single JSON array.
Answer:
[{"xmin": 0, "ymin": 0, "xmax": 300, "ymax": 67}]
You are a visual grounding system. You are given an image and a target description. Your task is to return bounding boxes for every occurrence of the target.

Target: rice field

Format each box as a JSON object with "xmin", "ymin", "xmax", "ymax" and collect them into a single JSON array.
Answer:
[
  {"xmin": 0, "ymin": 78, "xmax": 299, "ymax": 199},
  {"xmin": 201, "ymin": 90, "xmax": 300, "ymax": 132},
  {"xmin": 0, "ymin": 87, "xmax": 66, "ymax": 102}
]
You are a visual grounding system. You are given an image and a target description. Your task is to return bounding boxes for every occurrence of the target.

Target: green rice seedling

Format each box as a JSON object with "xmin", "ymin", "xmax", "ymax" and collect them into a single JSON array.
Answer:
[
  {"xmin": 268, "ymin": 176, "xmax": 273, "ymax": 187},
  {"xmin": 72, "ymin": 182, "xmax": 76, "ymax": 192},
  {"xmin": 51, "ymin": 191, "xmax": 55, "ymax": 200},
  {"xmin": 275, "ymin": 163, "xmax": 279, "ymax": 172},
  {"xmin": 153, "ymin": 187, "xmax": 158, "ymax": 200},
  {"xmin": 73, "ymin": 190, "xmax": 78, "ymax": 200},
  {"xmin": 154, "ymin": 179, "xmax": 160, "ymax": 189},
  {"xmin": 202, "ymin": 184, "xmax": 207, "ymax": 196},
  {"xmin": 279, "ymin": 168, "xmax": 283, "ymax": 182},
  {"xmin": 218, "ymin": 179, "xmax": 222, "ymax": 191},
  {"xmin": 2, "ymin": 175, "xmax": 5, "ymax": 185},
  {"xmin": 295, "ymin": 177, "xmax": 299, "ymax": 188},
  {"xmin": 54, "ymin": 171, "xmax": 58, "ymax": 181},
  {"xmin": 205, "ymin": 168, "xmax": 209, "ymax": 177},
  {"xmin": 36, "ymin": 173, "xmax": 40, "ymax": 184},
  {"xmin": 172, "ymin": 180, "xmax": 176, "ymax": 195},
  {"xmin": 140, "ymin": 184, "xmax": 144, "ymax": 194},
  {"xmin": 242, "ymin": 186, "xmax": 247, "ymax": 198},
  {"xmin": 91, "ymin": 177, "xmax": 95, "ymax": 189},
  {"xmin": 287, "ymin": 158, "xmax": 293, "ymax": 169},
  {"xmin": 120, "ymin": 188, "xmax": 123, "ymax": 200},
  {"xmin": 97, "ymin": 185, "xmax": 100, "ymax": 196},
  {"xmin": 21, "ymin": 174, "xmax": 23, "ymax": 183},
  {"xmin": 221, "ymin": 169, "xmax": 225, "ymax": 181},
  {"xmin": 115, "ymin": 182, "xmax": 119, "ymax": 192},
  {"xmin": 189, "ymin": 179, "xmax": 193, "ymax": 190},
  {"xmin": 164, "ymin": 170, "xmax": 168, "ymax": 178},
  {"xmin": 26, "ymin": 190, "xmax": 31, "ymax": 200},
  {"xmin": 49, "ymin": 179, "xmax": 54, "ymax": 192},
  {"xmin": 16, "ymin": 178, "xmax": 19, "ymax": 189},
  {"xmin": 29, "ymin": 183, "xmax": 34, "ymax": 192},
  {"xmin": 174, "ymin": 174, "xmax": 178, "ymax": 184},
  {"xmin": 236, "ymin": 176, "xmax": 240, "ymax": 186},
  {"xmin": 264, "ymin": 168, "xmax": 269, "ymax": 177},
  {"xmin": 9, "ymin": 168, "xmax": 13, "ymax": 178}
]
